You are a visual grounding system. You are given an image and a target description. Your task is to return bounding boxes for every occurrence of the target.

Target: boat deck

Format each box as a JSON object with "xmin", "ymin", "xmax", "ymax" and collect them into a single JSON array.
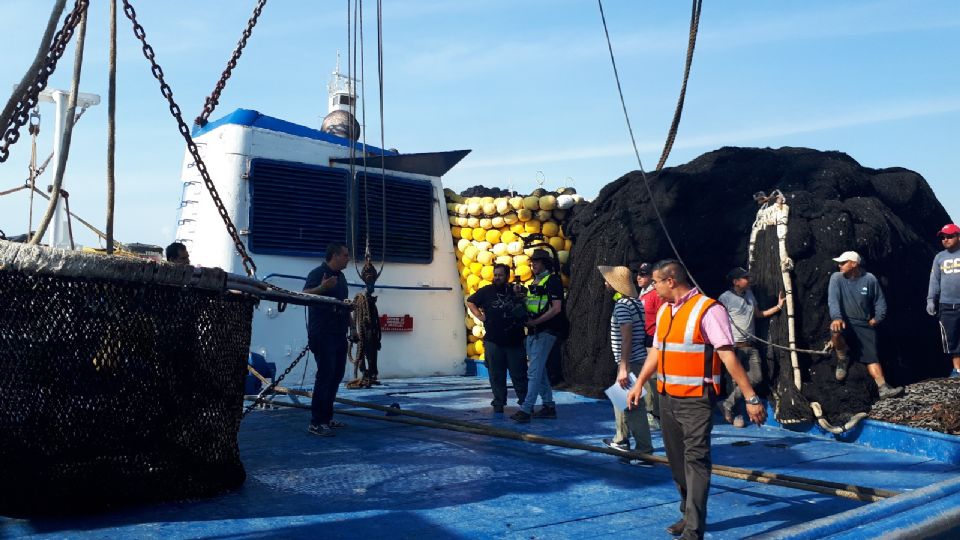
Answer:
[{"xmin": 3, "ymin": 376, "xmax": 959, "ymax": 539}]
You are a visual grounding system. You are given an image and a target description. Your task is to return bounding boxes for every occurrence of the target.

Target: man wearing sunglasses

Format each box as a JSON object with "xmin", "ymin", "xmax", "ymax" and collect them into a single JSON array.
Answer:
[{"xmin": 927, "ymin": 223, "xmax": 960, "ymax": 378}]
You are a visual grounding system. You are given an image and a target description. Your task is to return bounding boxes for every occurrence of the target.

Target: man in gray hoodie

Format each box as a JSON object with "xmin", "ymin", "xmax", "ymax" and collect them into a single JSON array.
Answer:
[
  {"xmin": 828, "ymin": 251, "xmax": 903, "ymax": 399},
  {"xmin": 926, "ymin": 223, "xmax": 960, "ymax": 378}
]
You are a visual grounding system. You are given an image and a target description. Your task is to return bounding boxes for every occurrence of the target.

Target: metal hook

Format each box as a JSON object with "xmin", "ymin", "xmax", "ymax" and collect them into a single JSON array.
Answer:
[{"xmin": 535, "ymin": 170, "xmax": 545, "ymax": 188}]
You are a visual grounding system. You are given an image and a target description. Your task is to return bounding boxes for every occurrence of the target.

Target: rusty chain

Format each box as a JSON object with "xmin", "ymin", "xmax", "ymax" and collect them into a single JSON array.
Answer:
[
  {"xmin": 243, "ymin": 345, "xmax": 311, "ymax": 417},
  {"xmin": 195, "ymin": 0, "xmax": 269, "ymax": 127},
  {"xmin": 121, "ymin": 0, "xmax": 257, "ymax": 276},
  {"xmin": 0, "ymin": 0, "xmax": 89, "ymax": 164}
]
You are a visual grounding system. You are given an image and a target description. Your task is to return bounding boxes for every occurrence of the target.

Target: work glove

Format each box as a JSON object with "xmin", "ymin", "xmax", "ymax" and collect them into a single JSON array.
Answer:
[{"xmin": 926, "ymin": 299, "xmax": 937, "ymax": 317}]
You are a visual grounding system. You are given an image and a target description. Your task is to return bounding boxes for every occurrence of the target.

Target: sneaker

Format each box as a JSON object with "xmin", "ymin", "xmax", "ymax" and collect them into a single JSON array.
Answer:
[
  {"xmin": 602, "ymin": 438, "xmax": 630, "ymax": 453},
  {"xmin": 510, "ymin": 410, "xmax": 531, "ymax": 423},
  {"xmin": 328, "ymin": 419, "xmax": 347, "ymax": 429},
  {"xmin": 950, "ymin": 369, "xmax": 960, "ymax": 379},
  {"xmin": 835, "ymin": 360, "xmax": 848, "ymax": 382},
  {"xmin": 493, "ymin": 404, "xmax": 505, "ymax": 413},
  {"xmin": 878, "ymin": 383, "xmax": 904, "ymax": 399},
  {"xmin": 733, "ymin": 415, "xmax": 746, "ymax": 429},
  {"xmin": 533, "ymin": 406, "xmax": 557, "ymax": 419},
  {"xmin": 307, "ymin": 424, "xmax": 335, "ymax": 437}
]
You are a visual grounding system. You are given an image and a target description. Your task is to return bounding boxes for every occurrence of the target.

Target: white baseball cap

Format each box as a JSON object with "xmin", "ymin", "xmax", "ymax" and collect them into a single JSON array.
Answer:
[{"xmin": 832, "ymin": 251, "xmax": 861, "ymax": 264}]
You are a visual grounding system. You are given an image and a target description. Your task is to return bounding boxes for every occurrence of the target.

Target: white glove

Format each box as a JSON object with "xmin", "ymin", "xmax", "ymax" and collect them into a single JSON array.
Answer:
[{"xmin": 927, "ymin": 299, "xmax": 937, "ymax": 317}]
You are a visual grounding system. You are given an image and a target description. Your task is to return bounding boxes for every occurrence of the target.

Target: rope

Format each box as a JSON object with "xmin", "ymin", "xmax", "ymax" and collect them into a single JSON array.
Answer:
[
  {"xmin": 376, "ymin": 0, "xmax": 387, "ymax": 276},
  {"xmin": 243, "ymin": 385, "xmax": 897, "ymax": 503},
  {"xmin": 30, "ymin": 5, "xmax": 89, "ymax": 245},
  {"xmin": 655, "ymin": 0, "xmax": 702, "ymax": 171},
  {"xmin": 106, "ymin": 0, "xmax": 117, "ymax": 254},
  {"xmin": 28, "ymin": 113, "xmax": 39, "ymax": 234},
  {"xmin": 0, "ymin": 0, "xmax": 67, "ymax": 146},
  {"xmin": 596, "ymin": 0, "xmax": 698, "ymax": 289},
  {"xmin": 62, "ymin": 189, "xmax": 76, "ymax": 250}
]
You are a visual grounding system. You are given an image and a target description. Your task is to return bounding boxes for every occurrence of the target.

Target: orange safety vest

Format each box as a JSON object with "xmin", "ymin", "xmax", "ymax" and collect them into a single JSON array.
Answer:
[{"xmin": 656, "ymin": 292, "xmax": 722, "ymax": 397}]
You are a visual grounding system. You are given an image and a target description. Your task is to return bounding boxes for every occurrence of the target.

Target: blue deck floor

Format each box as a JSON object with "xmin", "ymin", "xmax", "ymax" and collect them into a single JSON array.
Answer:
[{"xmin": 3, "ymin": 377, "xmax": 959, "ymax": 539}]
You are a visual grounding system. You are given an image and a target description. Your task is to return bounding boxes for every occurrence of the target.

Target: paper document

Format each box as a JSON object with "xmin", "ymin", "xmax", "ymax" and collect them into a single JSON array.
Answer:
[{"xmin": 605, "ymin": 373, "xmax": 646, "ymax": 411}]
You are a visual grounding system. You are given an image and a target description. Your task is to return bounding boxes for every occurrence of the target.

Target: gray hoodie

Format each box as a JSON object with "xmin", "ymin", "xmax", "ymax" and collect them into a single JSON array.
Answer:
[{"xmin": 927, "ymin": 248, "xmax": 960, "ymax": 305}]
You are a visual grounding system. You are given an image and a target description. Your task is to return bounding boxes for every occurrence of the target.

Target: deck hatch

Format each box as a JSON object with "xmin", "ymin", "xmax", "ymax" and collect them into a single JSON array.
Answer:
[
  {"xmin": 247, "ymin": 159, "xmax": 350, "ymax": 257},
  {"xmin": 355, "ymin": 172, "xmax": 434, "ymax": 264}
]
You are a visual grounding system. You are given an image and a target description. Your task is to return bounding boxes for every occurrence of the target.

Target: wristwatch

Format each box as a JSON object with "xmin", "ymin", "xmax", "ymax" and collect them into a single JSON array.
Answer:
[{"xmin": 745, "ymin": 395, "xmax": 761, "ymax": 406}]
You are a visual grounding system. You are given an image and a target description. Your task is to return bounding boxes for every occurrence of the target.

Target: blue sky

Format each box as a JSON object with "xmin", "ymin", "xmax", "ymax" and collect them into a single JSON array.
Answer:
[{"xmin": 1, "ymin": 0, "xmax": 957, "ymax": 247}]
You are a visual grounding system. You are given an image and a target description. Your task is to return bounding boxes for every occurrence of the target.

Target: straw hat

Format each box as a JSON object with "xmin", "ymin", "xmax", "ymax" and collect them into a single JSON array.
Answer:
[{"xmin": 597, "ymin": 265, "xmax": 637, "ymax": 297}]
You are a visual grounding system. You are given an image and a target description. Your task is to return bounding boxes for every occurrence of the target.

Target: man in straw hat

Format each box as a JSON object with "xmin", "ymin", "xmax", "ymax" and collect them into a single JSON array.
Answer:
[
  {"xmin": 598, "ymin": 265, "xmax": 653, "ymax": 456},
  {"xmin": 628, "ymin": 259, "xmax": 765, "ymax": 539}
]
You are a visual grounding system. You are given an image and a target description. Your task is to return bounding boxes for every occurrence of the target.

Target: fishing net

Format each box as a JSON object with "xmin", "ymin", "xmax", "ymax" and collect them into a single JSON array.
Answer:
[
  {"xmin": 563, "ymin": 147, "xmax": 950, "ymax": 427},
  {"xmin": 0, "ymin": 240, "xmax": 255, "ymax": 515}
]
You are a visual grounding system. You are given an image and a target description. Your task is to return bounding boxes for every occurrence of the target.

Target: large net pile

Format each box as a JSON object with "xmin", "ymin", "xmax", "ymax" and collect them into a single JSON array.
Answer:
[
  {"xmin": 563, "ymin": 147, "xmax": 952, "ymax": 426},
  {"xmin": 443, "ymin": 186, "xmax": 586, "ymax": 361},
  {"xmin": 0, "ymin": 241, "xmax": 255, "ymax": 515}
]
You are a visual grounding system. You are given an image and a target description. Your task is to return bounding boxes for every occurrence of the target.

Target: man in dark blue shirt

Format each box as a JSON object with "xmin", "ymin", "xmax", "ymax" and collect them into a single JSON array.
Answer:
[{"xmin": 303, "ymin": 243, "xmax": 352, "ymax": 436}]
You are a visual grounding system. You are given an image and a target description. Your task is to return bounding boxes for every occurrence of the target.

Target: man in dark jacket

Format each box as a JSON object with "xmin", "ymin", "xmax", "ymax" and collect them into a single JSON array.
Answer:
[{"xmin": 303, "ymin": 243, "xmax": 352, "ymax": 436}]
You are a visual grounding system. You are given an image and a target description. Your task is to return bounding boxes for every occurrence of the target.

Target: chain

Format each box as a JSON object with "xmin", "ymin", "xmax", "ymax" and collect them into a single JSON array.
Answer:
[
  {"xmin": 243, "ymin": 345, "xmax": 311, "ymax": 417},
  {"xmin": 0, "ymin": 0, "xmax": 89, "ymax": 164},
  {"xmin": 121, "ymin": 0, "xmax": 257, "ymax": 276},
  {"xmin": 194, "ymin": 0, "xmax": 268, "ymax": 127}
]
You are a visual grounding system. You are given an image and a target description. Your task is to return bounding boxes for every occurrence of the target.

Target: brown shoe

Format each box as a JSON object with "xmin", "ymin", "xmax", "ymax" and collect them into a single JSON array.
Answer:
[{"xmin": 666, "ymin": 518, "xmax": 686, "ymax": 536}]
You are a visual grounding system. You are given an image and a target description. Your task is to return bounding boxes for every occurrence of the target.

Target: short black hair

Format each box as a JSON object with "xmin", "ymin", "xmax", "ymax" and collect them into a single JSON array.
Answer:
[
  {"xmin": 653, "ymin": 259, "xmax": 690, "ymax": 286},
  {"xmin": 325, "ymin": 243, "xmax": 348, "ymax": 262},
  {"xmin": 165, "ymin": 242, "xmax": 187, "ymax": 262},
  {"xmin": 493, "ymin": 263, "xmax": 510, "ymax": 276}
]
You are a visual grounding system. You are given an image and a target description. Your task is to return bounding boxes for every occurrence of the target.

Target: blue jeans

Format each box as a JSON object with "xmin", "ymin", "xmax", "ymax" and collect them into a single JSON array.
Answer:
[
  {"xmin": 521, "ymin": 331, "xmax": 557, "ymax": 413},
  {"xmin": 309, "ymin": 334, "xmax": 347, "ymax": 426}
]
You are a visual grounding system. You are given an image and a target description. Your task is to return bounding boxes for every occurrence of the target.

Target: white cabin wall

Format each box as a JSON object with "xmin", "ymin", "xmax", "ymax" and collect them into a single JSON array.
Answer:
[{"xmin": 178, "ymin": 122, "xmax": 466, "ymax": 381}]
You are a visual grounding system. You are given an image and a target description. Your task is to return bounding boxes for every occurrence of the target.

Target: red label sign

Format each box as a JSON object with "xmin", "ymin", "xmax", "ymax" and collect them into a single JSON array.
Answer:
[{"xmin": 379, "ymin": 314, "xmax": 414, "ymax": 332}]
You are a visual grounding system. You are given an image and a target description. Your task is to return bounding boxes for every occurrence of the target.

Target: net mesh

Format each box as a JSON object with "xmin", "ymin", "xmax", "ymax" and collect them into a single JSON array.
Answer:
[{"xmin": 0, "ymin": 245, "xmax": 255, "ymax": 515}]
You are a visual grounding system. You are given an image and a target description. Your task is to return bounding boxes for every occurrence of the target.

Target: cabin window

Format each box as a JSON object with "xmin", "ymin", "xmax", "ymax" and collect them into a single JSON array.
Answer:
[
  {"xmin": 338, "ymin": 95, "xmax": 355, "ymax": 106},
  {"xmin": 355, "ymin": 172, "xmax": 434, "ymax": 264},
  {"xmin": 247, "ymin": 159, "xmax": 350, "ymax": 257}
]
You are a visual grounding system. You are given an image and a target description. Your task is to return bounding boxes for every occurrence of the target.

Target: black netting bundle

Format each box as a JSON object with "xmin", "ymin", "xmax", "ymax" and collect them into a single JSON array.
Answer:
[
  {"xmin": 563, "ymin": 147, "xmax": 950, "ymax": 424},
  {"xmin": 0, "ymin": 241, "xmax": 255, "ymax": 515}
]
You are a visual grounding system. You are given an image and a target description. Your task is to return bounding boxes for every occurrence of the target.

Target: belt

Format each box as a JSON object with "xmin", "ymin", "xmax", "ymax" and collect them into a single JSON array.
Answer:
[
  {"xmin": 941, "ymin": 303, "xmax": 960, "ymax": 310},
  {"xmin": 734, "ymin": 342, "xmax": 753, "ymax": 349}
]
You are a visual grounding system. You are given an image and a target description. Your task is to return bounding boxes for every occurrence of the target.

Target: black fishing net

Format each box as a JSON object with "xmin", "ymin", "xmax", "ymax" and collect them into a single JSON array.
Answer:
[
  {"xmin": 0, "ymin": 241, "xmax": 255, "ymax": 515},
  {"xmin": 563, "ymin": 147, "xmax": 950, "ymax": 427}
]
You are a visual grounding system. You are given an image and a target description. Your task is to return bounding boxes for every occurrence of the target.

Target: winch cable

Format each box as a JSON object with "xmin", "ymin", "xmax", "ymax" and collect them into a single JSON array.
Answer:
[
  {"xmin": 194, "ymin": 0, "xmax": 269, "ymax": 127},
  {"xmin": 30, "ymin": 5, "xmax": 89, "ymax": 245},
  {"xmin": 106, "ymin": 0, "xmax": 117, "ymax": 254},
  {"xmin": 241, "ymin": 378, "xmax": 897, "ymax": 503},
  {"xmin": 375, "ymin": 0, "xmax": 387, "ymax": 276},
  {"xmin": 655, "ymin": 0, "xmax": 702, "ymax": 172}
]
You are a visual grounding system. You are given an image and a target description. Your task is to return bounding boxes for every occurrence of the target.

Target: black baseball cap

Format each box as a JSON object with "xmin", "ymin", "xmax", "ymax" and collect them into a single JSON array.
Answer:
[{"xmin": 727, "ymin": 267, "xmax": 750, "ymax": 281}]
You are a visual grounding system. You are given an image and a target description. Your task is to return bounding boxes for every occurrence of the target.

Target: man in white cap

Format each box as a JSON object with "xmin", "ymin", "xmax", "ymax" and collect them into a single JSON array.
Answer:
[
  {"xmin": 828, "ymin": 251, "xmax": 903, "ymax": 399},
  {"xmin": 598, "ymin": 265, "xmax": 653, "ymax": 455},
  {"xmin": 927, "ymin": 224, "xmax": 960, "ymax": 378}
]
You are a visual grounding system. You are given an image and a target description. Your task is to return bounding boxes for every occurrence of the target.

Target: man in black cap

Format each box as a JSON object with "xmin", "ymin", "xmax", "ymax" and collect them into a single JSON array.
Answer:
[
  {"xmin": 511, "ymin": 249, "xmax": 568, "ymax": 423},
  {"xmin": 717, "ymin": 267, "xmax": 783, "ymax": 427}
]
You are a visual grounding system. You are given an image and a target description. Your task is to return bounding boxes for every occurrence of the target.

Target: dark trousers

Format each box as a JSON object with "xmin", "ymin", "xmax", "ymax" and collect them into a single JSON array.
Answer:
[
  {"xmin": 309, "ymin": 334, "xmax": 348, "ymax": 426},
  {"xmin": 546, "ymin": 337, "xmax": 565, "ymax": 386},
  {"xmin": 485, "ymin": 341, "xmax": 527, "ymax": 406},
  {"xmin": 661, "ymin": 391, "xmax": 715, "ymax": 540}
]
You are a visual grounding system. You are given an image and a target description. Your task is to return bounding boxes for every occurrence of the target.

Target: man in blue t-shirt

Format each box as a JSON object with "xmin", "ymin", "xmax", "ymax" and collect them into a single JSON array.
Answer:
[
  {"xmin": 303, "ymin": 243, "xmax": 352, "ymax": 436},
  {"xmin": 598, "ymin": 265, "xmax": 652, "ymax": 455},
  {"xmin": 828, "ymin": 251, "xmax": 903, "ymax": 399},
  {"xmin": 927, "ymin": 224, "xmax": 960, "ymax": 378}
]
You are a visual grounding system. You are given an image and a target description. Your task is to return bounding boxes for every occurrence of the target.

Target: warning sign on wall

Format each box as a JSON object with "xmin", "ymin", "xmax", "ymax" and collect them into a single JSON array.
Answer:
[{"xmin": 379, "ymin": 314, "xmax": 413, "ymax": 332}]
